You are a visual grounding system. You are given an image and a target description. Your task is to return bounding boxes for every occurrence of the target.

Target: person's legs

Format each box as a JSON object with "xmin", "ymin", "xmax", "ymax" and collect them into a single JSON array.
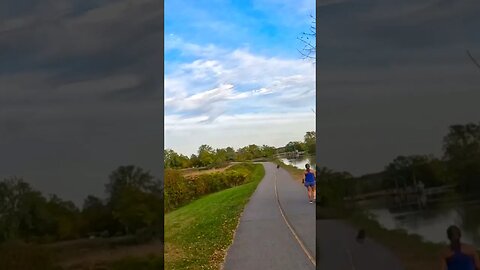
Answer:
[
  {"xmin": 313, "ymin": 185, "xmax": 316, "ymax": 200},
  {"xmin": 307, "ymin": 185, "xmax": 313, "ymax": 201}
]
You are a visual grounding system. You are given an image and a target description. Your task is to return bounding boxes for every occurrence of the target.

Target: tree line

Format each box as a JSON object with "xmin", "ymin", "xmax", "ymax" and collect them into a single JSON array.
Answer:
[
  {"xmin": 0, "ymin": 166, "xmax": 163, "ymax": 244},
  {"xmin": 319, "ymin": 123, "xmax": 480, "ymax": 204},
  {"xmin": 164, "ymin": 131, "xmax": 316, "ymax": 169},
  {"xmin": 379, "ymin": 122, "xmax": 480, "ymax": 195}
]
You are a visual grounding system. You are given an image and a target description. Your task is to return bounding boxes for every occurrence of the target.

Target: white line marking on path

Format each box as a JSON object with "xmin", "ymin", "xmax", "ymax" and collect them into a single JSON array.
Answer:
[
  {"xmin": 345, "ymin": 248, "xmax": 356, "ymax": 270},
  {"xmin": 274, "ymin": 171, "xmax": 316, "ymax": 267}
]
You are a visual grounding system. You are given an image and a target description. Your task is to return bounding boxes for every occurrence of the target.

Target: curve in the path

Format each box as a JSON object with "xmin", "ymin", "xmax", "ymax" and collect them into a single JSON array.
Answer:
[
  {"xmin": 317, "ymin": 219, "xmax": 405, "ymax": 270},
  {"xmin": 223, "ymin": 162, "xmax": 315, "ymax": 270}
]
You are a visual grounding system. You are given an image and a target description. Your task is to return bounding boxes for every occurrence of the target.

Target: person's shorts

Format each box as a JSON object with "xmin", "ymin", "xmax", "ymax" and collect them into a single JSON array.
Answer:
[{"xmin": 304, "ymin": 181, "xmax": 315, "ymax": 188}]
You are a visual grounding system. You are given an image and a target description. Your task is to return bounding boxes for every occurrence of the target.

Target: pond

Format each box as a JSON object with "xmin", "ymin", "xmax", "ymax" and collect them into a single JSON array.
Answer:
[
  {"xmin": 367, "ymin": 200, "xmax": 480, "ymax": 248},
  {"xmin": 279, "ymin": 155, "xmax": 316, "ymax": 170}
]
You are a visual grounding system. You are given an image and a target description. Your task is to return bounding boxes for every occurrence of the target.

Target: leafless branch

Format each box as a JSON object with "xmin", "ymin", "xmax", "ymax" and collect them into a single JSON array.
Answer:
[
  {"xmin": 466, "ymin": 50, "xmax": 480, "ymax": 71},
  {"xmin": 298, "ymin": 14, "xmax": 316, "ymax": 61}
]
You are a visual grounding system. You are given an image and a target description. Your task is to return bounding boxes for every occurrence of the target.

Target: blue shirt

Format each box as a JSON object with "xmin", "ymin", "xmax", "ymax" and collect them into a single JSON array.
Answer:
[
  {"xmin": 446, "ymin": 248, "xmax": 475, "ymax": 270},
  {"xmin": 305, "ymin": 170, "xmax": 315, "ymax": 183}
]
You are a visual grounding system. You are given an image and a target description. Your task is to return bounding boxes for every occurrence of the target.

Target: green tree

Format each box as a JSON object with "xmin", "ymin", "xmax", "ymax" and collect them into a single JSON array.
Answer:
[
  {"xmin": 316, "ymin": 167, "xmax": 354, "ymax": 206},
  {"xmin": 44, "ymin": 195, "xmax": 80, "ymax": 241},
  {"xmin": 236, "ymin": 146, "xmax": 254, "ymax": 161},
  {"xmin": 112, "ymin": 186, "xmax": 162, "ymax": 235},
  {"xmin": 214, "ymin": 148, "xmax": 228, "ymax": 165},
  {"xmin": 284, "ymin": 141, "xmax": 306, "ymax": 152},
  {"xmin": 304, "ymin": 131, "xmax": 316, "ymax": 154},
  {"xmin": 81, "ymin": 195, "xmax": 117, "ymax": 237},
  {"xmin": 105, "ymin": 166, "xmax": 161, "ymax": 236},
  {"xmin": 164, "ymin": 149, "xmax": 190, "ymax": 168},
  {"xmin": 0, "ymin": 178, "xmax": 46, "ymax": 242},
  {"xmin": 106, "ymin": 165, "xmax": 156, "ymax": 202},
  {"xmin": 190, "ymin": 154, "xmax": 201, "ymax": 168},
  {"xmin": 442, "ymin": 123, "xmax": 480, "ymax": 193},
  {"xmin": 260, "ymin": 145, "xmax": 276, "ymax": 158},
  {"xmin": 225, "ymin": 147, "xmax": 236, "ymax": 161},
  {"xmin": 383, "ymin": 155, "xmax": 446, "ymax": 190},
  {"xmin": 247, "ymin": 144, "xmax": 261, "ymax": 158},
  {"xmin": 198, "ymin": 144, "xmax": 215, "ymax": 167},
  {"xmin": 0, "ymin": 177, "xmax": 70, "ymax": 243}
]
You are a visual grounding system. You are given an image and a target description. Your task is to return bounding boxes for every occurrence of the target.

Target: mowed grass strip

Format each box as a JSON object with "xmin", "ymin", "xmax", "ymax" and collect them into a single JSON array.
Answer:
[
  {"xmin": 274, "ymin": 159, "xmax": 304, "ymax": 182},
  {"xmin": 164, "ymin": 164, "xmax": 265, "ymax": 270}
]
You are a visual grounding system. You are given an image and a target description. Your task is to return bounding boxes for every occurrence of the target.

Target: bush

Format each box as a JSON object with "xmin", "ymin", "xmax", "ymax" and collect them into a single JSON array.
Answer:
[{"xmin": 164, "ymin": 165, "xmax": 253, "ymax": 212}]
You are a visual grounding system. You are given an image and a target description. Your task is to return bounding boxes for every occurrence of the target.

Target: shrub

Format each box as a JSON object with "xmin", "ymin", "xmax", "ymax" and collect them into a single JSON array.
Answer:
[{"xmin": 164, "ymin": 165, "xmax": 252, "ymax": 212}]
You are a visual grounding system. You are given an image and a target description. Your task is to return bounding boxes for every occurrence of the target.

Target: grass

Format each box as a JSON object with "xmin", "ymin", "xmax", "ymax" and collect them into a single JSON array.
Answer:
[
  {"xmin": 0, "ymin": 238, "xmax": 164, "ymax": 270},
  {"xmin": 58, "ymin": 241, "xmax": 164, "ymax": 269},
  {"xmin": 0, "ymin": 242, "xmax": 60, "ymax": 270},
  {"xmin": 273, "ymin": 158, "xmax": 304, "ymax": 182},
  {"xmin": 164, "ymin": 163, "xmax": 265, "ymax": 270}
]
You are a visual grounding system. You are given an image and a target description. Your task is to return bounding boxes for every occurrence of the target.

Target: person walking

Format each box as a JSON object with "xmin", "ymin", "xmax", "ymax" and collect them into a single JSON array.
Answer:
[
  {"xmin": 440, "ymin": 225, "xmax": 480, "ymax": 270},
  {"xmin": 302, "ymin": 163, "xmax": 316, "ymax": 203}
]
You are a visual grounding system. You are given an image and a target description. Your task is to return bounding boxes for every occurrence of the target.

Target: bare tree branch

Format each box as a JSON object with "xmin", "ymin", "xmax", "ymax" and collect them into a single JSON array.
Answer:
[
  {"xmin": 298, "ymin": 14, "xmax": 316, "ymax": 61},
  {"xmin": 466, "ymin": 50, "xmax": 480, "ymax": 71}
]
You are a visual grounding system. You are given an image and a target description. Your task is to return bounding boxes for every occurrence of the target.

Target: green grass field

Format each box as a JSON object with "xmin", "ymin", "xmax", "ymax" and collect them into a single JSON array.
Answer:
[{"xmin": 164, "ymin": 163, "xmax": 265, "ymax": 270}]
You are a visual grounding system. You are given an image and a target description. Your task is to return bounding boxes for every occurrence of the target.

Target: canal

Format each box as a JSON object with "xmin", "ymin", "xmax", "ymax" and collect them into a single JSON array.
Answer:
[
  {"xmin": 364, "ymin": 199, "xmax": 480, "ymax": 248},
  {"xmin": 279, "ymin": 155, "xmax": 316, "ymax": 170}
]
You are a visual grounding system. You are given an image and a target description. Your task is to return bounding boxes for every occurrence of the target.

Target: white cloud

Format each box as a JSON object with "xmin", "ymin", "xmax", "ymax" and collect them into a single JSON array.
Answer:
[
  {"xmin": 164, "ymin": 112, "xmax": 315, "ymax": 156},
  {"xmin": 165, "ymin": 39, "xmax": 315, "ymax": 153},
  {"xmin": 165, "ymin": 44, "xmax": 314, "ymax": 112},
  {"xmin": 165, "ymin": 34, "xmax": 224, "ymax": 58}
]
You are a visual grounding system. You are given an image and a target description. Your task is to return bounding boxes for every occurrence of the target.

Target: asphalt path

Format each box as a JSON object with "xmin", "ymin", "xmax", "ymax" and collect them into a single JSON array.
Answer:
[
  {"xmin": 223, "ymin": 162, "xmax": 315, "ymax": 270},
  {"xmin": 316, "ymin": 219, "xmax": 405, "ymax": 270}
]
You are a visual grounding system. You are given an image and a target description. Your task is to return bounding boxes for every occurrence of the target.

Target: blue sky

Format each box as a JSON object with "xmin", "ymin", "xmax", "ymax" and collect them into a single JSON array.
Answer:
[{"xmin": 165, "ymin": 0, "xmax": 316, "ymax": 155}]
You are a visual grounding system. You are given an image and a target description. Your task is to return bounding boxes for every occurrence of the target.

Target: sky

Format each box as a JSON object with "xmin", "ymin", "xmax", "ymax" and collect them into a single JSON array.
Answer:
[
  {"xmin": 317, "ymin": 0, "xmax": 480, "ymax": 176},
  {"xmin": 164, "ymin": 0, "xmax": 316, "ymax": 156},
  {"xmin": 0, "ymin": 0, "xmax": 163, "ymax": 205}
]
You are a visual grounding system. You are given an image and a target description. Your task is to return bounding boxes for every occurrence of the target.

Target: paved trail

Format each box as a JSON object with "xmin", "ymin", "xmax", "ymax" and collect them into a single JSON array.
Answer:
[
  {"xmin": 317, "ymin": 219, "xmax": 405, "ymax": 270},
  {"xmin": 223, "ymin": 162, "xmax": 315, "ymax": 270}
]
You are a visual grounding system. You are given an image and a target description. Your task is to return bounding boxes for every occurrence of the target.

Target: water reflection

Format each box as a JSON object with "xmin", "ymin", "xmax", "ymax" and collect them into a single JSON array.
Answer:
[
  {"xmin": 279, "ymin": 155, "xmax": 316, "ymax": 170},
  {"xmin": 369, "ymin": 202, "xmax": 480, "ymax": 248}
]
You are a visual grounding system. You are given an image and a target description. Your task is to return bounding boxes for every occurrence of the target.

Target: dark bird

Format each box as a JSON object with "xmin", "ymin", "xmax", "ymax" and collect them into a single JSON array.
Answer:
[{"xmin": 356, "ymin": 229, "xmax": 366, "ymax": 243}]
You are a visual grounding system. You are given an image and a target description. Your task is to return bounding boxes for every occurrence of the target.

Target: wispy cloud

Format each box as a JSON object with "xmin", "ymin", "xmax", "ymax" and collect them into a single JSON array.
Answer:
[
  {"xmin": 164, "ymin": 0, "xmax": 315, "ymax": 155},
  {"xmin": 165, "ymin": 39, "xmax": 315, "ymax": 124}
]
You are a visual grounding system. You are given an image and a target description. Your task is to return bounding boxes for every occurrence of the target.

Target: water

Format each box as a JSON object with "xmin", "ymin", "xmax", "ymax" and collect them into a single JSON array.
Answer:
[
  {"xmin": 367, "ymin": 201, "xmax": 480, "ymax": 248},
  {"xmin": 279, "ymin": 155, "xmax": 316, "ymax": 170}
]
